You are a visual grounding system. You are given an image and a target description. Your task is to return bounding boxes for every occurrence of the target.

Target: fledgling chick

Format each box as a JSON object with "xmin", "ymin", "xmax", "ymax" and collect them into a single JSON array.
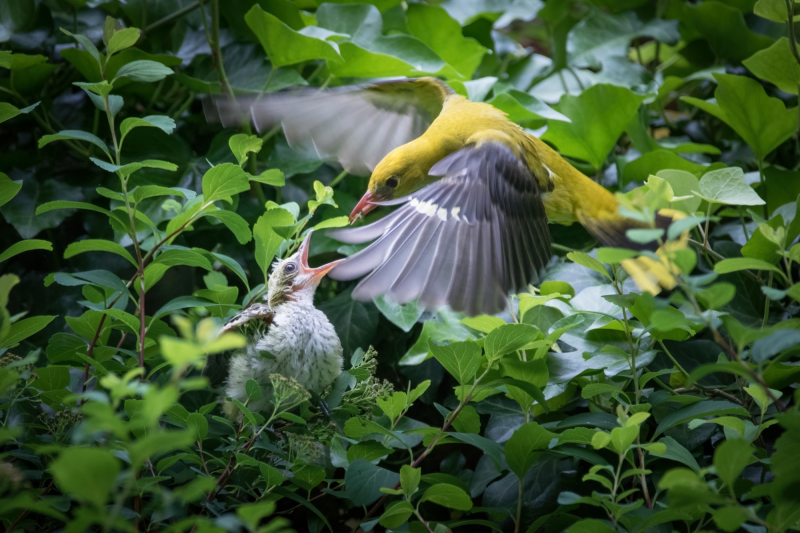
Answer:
[{"xmin": 222, "ymin": 231, "xmax": 343, "ymax": 417}]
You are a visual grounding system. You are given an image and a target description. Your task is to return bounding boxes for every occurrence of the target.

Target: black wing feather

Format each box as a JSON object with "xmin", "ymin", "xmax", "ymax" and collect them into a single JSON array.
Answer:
[{"xmin": 327, "ymin": 141, "xmax": 552, "ymax": 316}]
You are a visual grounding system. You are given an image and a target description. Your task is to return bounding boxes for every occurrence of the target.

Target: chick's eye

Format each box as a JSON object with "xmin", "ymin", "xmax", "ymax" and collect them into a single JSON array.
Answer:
[
  {"xmin": 284, "ymin": 263, "xmax": 297, "ymax": 274},
  {"xmin": 386, "ymin": 177, "xmax": 398, "ymax": 188}
]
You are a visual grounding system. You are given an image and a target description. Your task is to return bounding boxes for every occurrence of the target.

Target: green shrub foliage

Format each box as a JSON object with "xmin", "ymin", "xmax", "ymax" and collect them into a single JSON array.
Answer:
[{"xmin": 1, "ymin": 0, "xmax": 800, "ymax": 532}]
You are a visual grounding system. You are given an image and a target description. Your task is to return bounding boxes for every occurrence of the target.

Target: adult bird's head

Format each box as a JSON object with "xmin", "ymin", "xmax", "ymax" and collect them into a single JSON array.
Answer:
[
  {"xmin": 267, "ymin": 231, "xmax": 339, "ymax": 307},
  {"xmin": 349, "ymin": 144, "xmax": 433, "ymax": 224}
]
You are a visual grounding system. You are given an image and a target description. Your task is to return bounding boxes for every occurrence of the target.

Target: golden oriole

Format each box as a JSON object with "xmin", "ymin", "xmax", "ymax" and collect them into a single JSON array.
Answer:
[{"xmin": 206, "ymin": 78, "xmax": 676, "ymax": 316}]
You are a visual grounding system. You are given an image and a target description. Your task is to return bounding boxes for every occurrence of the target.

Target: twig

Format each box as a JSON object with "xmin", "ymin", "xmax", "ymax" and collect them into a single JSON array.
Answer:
[
  {"xmin": 5, "ymin": 480, "xmax": 53, "ymax": 533},
  {"xmin": 143, "ymin": 1, "xmax": 200, "ymax": 33}
]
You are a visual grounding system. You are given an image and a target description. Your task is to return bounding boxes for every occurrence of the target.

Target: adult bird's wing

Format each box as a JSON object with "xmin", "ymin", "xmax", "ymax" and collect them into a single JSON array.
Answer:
[
  {"xmin": 203, "ymin": 77, "xmax": 452, "ymax": 176},
  {"xmin": 327, "ymin": 142, "xmax": 552, "ymax": 317}
]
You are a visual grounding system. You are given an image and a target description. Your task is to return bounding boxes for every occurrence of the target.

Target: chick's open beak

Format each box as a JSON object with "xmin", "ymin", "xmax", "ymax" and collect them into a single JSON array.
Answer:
[
  {"xmin": 349, "ymin": 190, "xmax": 378, "ymax": 224},
  {"xmin": 298, "ymin": 231, "xmax": 340, "ymax": 282}
]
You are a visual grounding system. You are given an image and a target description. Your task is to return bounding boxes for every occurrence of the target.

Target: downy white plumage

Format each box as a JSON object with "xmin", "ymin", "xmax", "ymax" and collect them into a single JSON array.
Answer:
[{"xmin": 222, "ymin": 231, "xmax": 343, "ymax": 416}]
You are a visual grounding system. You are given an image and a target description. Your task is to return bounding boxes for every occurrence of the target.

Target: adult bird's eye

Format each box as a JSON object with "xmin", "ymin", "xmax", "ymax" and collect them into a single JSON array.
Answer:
[
  {"xmin": 386, "ymin": 177, "xmax": 398, "ymax": 188},
  {"xmin": 284, "ymin": 263, "xmax": 297, "ymax": 273}
]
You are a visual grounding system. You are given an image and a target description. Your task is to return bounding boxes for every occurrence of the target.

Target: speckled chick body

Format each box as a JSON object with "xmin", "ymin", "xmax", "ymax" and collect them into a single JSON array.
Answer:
[{"xmin": 223, "ymin": 232, "xmax": 343, "ymax": 415}]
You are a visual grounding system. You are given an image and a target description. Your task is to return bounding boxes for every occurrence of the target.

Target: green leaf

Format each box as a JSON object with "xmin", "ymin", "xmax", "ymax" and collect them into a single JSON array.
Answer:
[
  {"xmin": 31, "ymin": 366, "xmax": 70, "ymax": 391},
  {"xmin": 693, "ymin": 167, "xmax": 765, "ymax": 206},
  {"xmin": 626, "ymin": 228, "xmax": 664, "ymax": 244},
  {"xmin": 654, "ymin": 401, "xmax": 749, "ymax": 436},
  {"xmin": 246, "ymin": 5, "xmax": 342, "ymax": 68},
  {"xmin": 250, "ymin": 168, "xmax": 285, "ymax": 187},
  {"xmin": 0, "ymin": 239, "xmax": 52, "ymax": 263},
  {"xmin": 428, "ymin": 339, "xmax": 482, "ymax": 386},
  {"xmin": 347, "ymin": 441, "xmax": 393, "ymax": 463},
  {"xmin": 119, "ymin": 115, "xmax": 176, "ymax": 143},
  {"xmin": 449, "ymin": 432, "xmax": 504, "ymax": 470},
  {"xmin": 343, "ymin": 459, "xmax": 400, "ymax": 506},
  {"xmin": 259, "ymin": 463, "xmax": 284, "ymax": 488},
  {"xmin": 0, "ymin": 172, "xmax": 21, "ymax": 207},
  {"xmin": 713, "ymin": 439, "xmax": 755, "ymax": 487},
  {"xmin": 229, "ymin": 134, "xmax": 264, "ymax": 166},
  {"xmin": 202, "ymin": 163, "xmax": 250, "ymax": 204},
  {"xmin": 484, "ymin": 323, "xmax": 541, "ymax": 360},
  {"xmin": 64, "ymin": 240, "xmax": 137, "ymax": 268},
  {"xmin": 405, "ymin": 4, "xmax": 485, "ymax": 78},
  {"xmin": 61, "ymin": 29, "xmax": 101, "ymax": 63},
  {"xmin": 400, "ymin": 464, "xmax": 420, "ymax": 498},
  {"xmin": 542, "ymin": 84, "xmax": 645, "ymax": 169},
  {"xmin": 754, "ymin": 0, "xmax": 798, "ymax": 22},
  {"xmin": 0, "ymin": 102, "xmax": 21, "ymax": 125},
  {"xmin": 253, "ymin": 207, "xmax": 294, "ymax": 281},
  {"xmin": 379, "ymin": 501, "xmax": 414, "ymax": 529},
  {"xmin": 51, "ymin": 448, "xmax": 120, "ymax": 508},
  {"xmin": 203, "ymin": 210, "xmax": 253, "ymax": 245},
  {"xmin": 504, "ymin": 422, "xmax": 555, "ymax": 477},
  {"xmin": 488, "ymin": 90, "xmax": 569, "ymax": 124},
  {"xmin": 35, "ymin": 200, "xmax": 111, "ymax": 217},
  {"xmin": 107, "ymin": 27, "xmax": 140, "ymax": 55},
  {"xmin": 714, "ymin": 257, "xmax": 784, "ymax": 276},
  {"xmin": 39, "ymin": 130, "xmax": 111, "ymax": 159},
  {"xmin": 650, "ymin": 436, "xmax": 702, "ymax": 473},
  {"xmin": 420, "ymin": 484, "xmax": 473, "ymax": 511},
  {"xmin": 682, "ymin": 73, "xmax": 796, "ymax": 161},
  {"xmin": 744, "ymin": 38, "xmax": 800, "ymax": 95},
  {"xmin": 245, "ymin": 379, "xmax": 263, "ymax": 403},
  {"xmin": 186, "ymin": 413, "xmax": 208, "ymax": 441},
  {"xmin": 113, "ymin": 60, "xmax": 174, "ymax": 83},
  {"xmin": 0, "ymin": 315, "xmax": 55, "ymax": 349},
  {"xmin": 567, "ymin": 251, "xmax": 612, "ymax": 280}
]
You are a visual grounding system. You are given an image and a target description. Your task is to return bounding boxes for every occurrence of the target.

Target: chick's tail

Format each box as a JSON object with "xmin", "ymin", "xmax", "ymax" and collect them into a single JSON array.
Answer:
[{"xmin": 577, "ymin": 208, "xmax": 689, "ymax": 295}]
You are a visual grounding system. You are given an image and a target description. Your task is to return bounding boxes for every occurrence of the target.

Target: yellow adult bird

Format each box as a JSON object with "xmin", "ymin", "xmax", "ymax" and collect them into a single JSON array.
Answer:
[{"xmin": 206, "ymin": 78, "xmax": 672, "ymax": 316}]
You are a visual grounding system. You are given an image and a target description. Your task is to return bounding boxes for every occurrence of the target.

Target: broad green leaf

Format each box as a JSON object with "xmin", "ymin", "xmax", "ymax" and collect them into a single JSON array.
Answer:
[
  {"xmin": 0, "ymin": 315, "xmax": 56, "ymax": 349},
  {"xmin": 420, "ymin": 484, "xmax": 473, "ymax": 511},
  {"xmin": 682, "ymin": 73, "xmax": 796, "ymax": 161},
  {"xmin": 0, "ymin": 102, "xmax": 20, "ymax": 125},
  {"xmin": 64, "ymin": 239, "xmax": 137, "ymax": 268},
  {"xmin": 400, "ymin": 464, "xmax": 420, "ymax": 498},
  {"xmin": 253, "ymin": 207, "xmax": 294, "ymax": 281},
  {"xmin": 373, "ymin": 295, "xmax": 424, "ymax": 333},
  {"xmin": 713, "ymin": 439, "xmax": 755, "ymax": 488},
  {"xmin": 119, "ymin": 115, "xmax": 176, "ymax": 143},
  {"xmin": 484, "ymin": 323, "xmax": 540, "ymax": 360},
  {"xmin": 343, "ymin": 459, "xmax": 400, "ymax": 506},
  {"xmin": 113, "ymin": 60, "xmax": 174, "ymax": 83},
  {"xmin": 202, "ymin": 163, "xmax": 250, "ymax": 204},
  {"xmin": 107, "ymin": 27, "xmax": 140, "ymax": 55},
  {"xmin": 449, "ymin": 432, "xmax": 504, "ymax": 469},
  {"xmin": 542, "ymin": 84, "xmax": 645, "ymax": 169},
  {"xmin": 650, "ymin": 436, "xmax": 701, "ymax": 473},
  {"xmin": 39, "ymin": 130, "xmax": 111, "ymax": 159},
  {"xmin": 428, "ymin": 339, "xmax": 482, "ymax": 386},
  {"xmin": 744, "ymin": 38, "xmax": 800, "ymax": 95},
  {"xmin": 154, "ymin": 249, "xmax": 212, "ymax": 270},
  {"xmin": 250, "ymin": 169, "xmax": 285, "ymax": 187},
  {"xmin": 246, "ymin": 6, "xmax": 342, "ymax": 68},
  {"xmin": 347, "ymin": 441, "xmax": 393, "ymax": 463},
  {"xmin": 489, "ymin": 90, "xmax": 569, "ymax": 124},
  {"xmin": 406, "ymin": 4, "xmax": 486, "ymax": 78},
  {"xmin": 203, "ymin": 210, "xmax": 253, "ymax": 244},
  {"xmin": 31, "ymin": 366, "xmax": 70, "ymax": 391},
  {"xmin": 504, "ymin": 422, "xmax": 555, "ymax": 477},
  {"xmin": 0, "ymin": 173, "xmax": 21, "ymax": 207},
  {"xmin": 51, "ymin": 448, "xmax": 120, "ymax": 508},
  {"xmin": 377, "ymin": 391, "xmax": 407, "ymax": 421},
  {"xmin": 229, "ymin": 134, "xmax": 263, "ymax": 166},
  {"xmin": 654, "ymin": 401, "xmax": 749, "ymax": 436},
  {"xmin": 186, "ymin": 413, "xmax": 209, "ymax": 441},
  {"xmin": 567, "ymin": 251, "xmax": 612, "ymax": 280},
  {"xmin": 714, "ymin": 257, "xmax": 784, "ymax": 276},
  {"xmin": 693, "ymin": 167, "xmax": 765, "ymax": 206},
  {"xmin": 754, "ymin": 0, "xmax": 798, "ymax": 22},
  {"xmin": 61, "ymin": 29, "xmax": 101, "ymax": 63},
  {"xmin": 379, "ymin": 501, "xmax": 414, "ymax": 529},
  {"xmin": 610, "ymin": 425, "xmax": 639, "ymax": 454},
  {"xmin": 0, "ymin": 239, "xmax": 52, "ymax": 263},
  {"xmin": 595, "ymin": 248, "xmax": 637, "ymax": 264}
]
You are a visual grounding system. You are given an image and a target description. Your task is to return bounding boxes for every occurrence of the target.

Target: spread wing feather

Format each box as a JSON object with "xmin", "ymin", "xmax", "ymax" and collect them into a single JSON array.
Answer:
[
  {"xmin": 327, "ymin": 142, "xmax": 552, "ymax": 316},
  {"xmin": 203, "ymin": 78, "xmax": 452, "ymax": 176}
]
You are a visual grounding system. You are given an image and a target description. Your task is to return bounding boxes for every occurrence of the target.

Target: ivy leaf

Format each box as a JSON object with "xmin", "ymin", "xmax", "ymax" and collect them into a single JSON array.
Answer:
[
  {"xmin": 682, "ymin": 73, "xmax": 796, "ymax": 161},
  {"xmin": 229, "ymin": 134, "xmax": 264, "ymax": 166},
  {"xmin": 692, "ymin": 167, "xmax": 765, "ymax": 206},
  {"xmin": 246, "ymin": 5, "xmax": 342, "ymax": 68},
  {"xmin": 542, "ymin": 84, "xmax": 645, "ymax": 169}
]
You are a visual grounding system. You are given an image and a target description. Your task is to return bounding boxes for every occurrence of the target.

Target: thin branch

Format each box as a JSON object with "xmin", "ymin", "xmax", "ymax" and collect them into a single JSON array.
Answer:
[{"xmin": 143, "ymin": 1, "xmax": 200, "ymax": 34}]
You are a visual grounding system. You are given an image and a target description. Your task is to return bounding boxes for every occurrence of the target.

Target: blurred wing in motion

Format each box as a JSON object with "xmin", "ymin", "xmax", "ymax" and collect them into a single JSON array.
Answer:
[
  {"xmin": 203, "ymin": 77, "xmax": 452, "ymax": 176},
  {"xmin": 220, "ymin": 303, "xmax": 274, "ymax": 334},
  {"xmin": 327, "ymin": 141, "xmax": 552, "ymax": 316}
]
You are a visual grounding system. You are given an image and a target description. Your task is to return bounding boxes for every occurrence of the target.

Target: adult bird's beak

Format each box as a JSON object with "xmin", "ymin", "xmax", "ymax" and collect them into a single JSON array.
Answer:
[
  {"xmin": 349, "ymin": 190, "xmax": 378, "ymax": 224},
  {"xmin": 297, "ymin": 231, "xmax": 340, "ymax": 283}
]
